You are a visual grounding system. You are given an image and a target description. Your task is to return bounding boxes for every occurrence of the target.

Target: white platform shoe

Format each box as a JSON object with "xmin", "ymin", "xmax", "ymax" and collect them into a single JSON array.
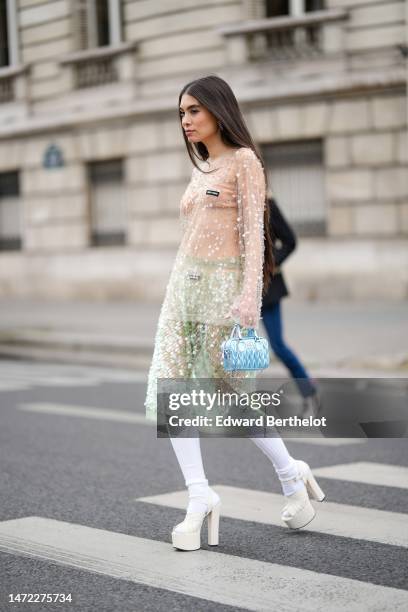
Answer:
[
  {"xmin": 280, "ymin": 460, "xmax": 326, "ymax": 530},
  {"xmin": 172, "ymin": 487, "xmax": 221, "ymax": 551}
]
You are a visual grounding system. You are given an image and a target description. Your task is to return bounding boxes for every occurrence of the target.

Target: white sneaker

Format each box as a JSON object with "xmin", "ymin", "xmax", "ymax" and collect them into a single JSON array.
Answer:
[
  {"xmin": 172, "ymin": 487, "xmax": 221, "ymax": 551},
  {"xmin": 281, "ymin": 460, "xmax": 325, "ymax": 530}
]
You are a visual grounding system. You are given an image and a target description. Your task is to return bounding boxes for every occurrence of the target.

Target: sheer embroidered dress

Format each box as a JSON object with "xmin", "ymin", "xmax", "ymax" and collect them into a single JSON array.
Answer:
[{"xmin": 144, "ymin": 146, "xmax": 266, "ymax": 422}]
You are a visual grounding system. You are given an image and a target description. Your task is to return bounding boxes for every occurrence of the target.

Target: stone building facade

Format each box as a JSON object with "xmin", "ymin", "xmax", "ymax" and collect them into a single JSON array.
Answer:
[{"xmin": 0, "ymin": 0, "xmax": 407, "ymax": 301}]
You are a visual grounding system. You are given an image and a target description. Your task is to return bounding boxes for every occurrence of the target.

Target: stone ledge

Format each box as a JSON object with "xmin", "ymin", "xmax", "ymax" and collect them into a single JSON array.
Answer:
[
  {"xmin": 217, "ymin": 9, "xmax": 348, "ymax": 36},
  {"xmin": 0, "ymin": 329, "xmax": 406, "ymax": 373},
  {"xmin": 0, "ymin": 64, "xmax": 30, "ymax": 79},
  {"xmin": 59, "ymin": 42, "xmax": 138, "ymax": 65},
  {"xmin": 0, "ymin": 68, "xmax": 404, "ymax": 139}
]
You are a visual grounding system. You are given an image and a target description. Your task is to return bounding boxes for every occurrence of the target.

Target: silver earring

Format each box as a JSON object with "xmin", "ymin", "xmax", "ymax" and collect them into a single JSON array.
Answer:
[{"xmin": 218, "ymin": 121, "xmax": 223, "ymax": 131}]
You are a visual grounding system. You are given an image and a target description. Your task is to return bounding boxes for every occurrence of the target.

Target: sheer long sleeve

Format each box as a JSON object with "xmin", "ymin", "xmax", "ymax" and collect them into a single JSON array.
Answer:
[{"xmin": 234, "ymin": 147, "xmax": 266, "ymax": 326}]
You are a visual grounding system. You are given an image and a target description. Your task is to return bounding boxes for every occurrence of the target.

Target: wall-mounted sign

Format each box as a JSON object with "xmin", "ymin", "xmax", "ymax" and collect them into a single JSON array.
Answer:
[{"xmin": 43, "ymin": 144, "xmax": 64, "ymax": 169}]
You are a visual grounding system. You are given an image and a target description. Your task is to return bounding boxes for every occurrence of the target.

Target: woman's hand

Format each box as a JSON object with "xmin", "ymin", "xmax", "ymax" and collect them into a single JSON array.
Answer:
[{"xmin": 228, "ymin": 293, "xmax": 259, "ymax": 328}]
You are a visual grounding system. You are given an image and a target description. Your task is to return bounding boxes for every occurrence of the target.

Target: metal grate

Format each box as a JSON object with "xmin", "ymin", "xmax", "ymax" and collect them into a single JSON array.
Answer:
[
  {"xmin": 0, "ymin": 74, "xmax": 13, "ymax": 103},
  {"xmin": 88, "ymin": 159, "xmax": 126, "ymax": 246},
  {"xmin": 262, "ymin": 0, "xmax": 325, "ymax": 60},
  {"xmin": 262, "ymin": 140, "xmax": 326, "ymax": 236},
  {"xmin": 263, "ymin": 23, "xmax": 323, "ymax": 60},
  {"xmin": 75, "ymin": 56, "xmax": 118, "ymax": 88}
]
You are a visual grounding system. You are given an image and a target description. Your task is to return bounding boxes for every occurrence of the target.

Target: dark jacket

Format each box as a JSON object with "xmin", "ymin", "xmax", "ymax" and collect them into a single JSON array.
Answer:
[{"xmin": 262, "ymin": 198, "xmax": 297, "ymax": 307}]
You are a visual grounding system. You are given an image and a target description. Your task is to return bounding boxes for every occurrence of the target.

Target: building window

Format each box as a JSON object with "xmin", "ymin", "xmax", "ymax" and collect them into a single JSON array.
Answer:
[
  {"xmin": 0, "ymin": 1, "xmax": 9, "ymax": 67},
  {"xmin": 0, "ymin": 0, "xmax": 19, "ymax": 67},
  {"xmin": 305, "ymin": 0, "xmax": 324, "ymax": 12},
  {"xmin": 0, "ymin": 171, "xmax": 21, "ymax": 251},
  {"xmin": 73, "ymin": 0, "xmax": 123, "ymax": 50},
  {"xmin": 263, "ymin": 140, "xmax": 326, "ymax": 236},
  {"xmin": 264, "ymin": 0, "xmax": 324, "ymax": 55},
  {"xmin": 265, "ymin": 0, "xmax": 324, "ymax": 18},
  {"xmin": 265, "ymin": 0, "xmax": 288, "ymax": 18},
  {"xmin": 88, "ymin": 159, "xmax": 127, "ymax": 247}
]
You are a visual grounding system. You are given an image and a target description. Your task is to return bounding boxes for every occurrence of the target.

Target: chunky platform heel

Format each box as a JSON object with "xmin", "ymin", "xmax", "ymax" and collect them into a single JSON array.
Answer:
[
  {"xmin": 304, "ymin": 468, "xmax": 325, "ymax": 502},
  {"xmin": 207, "ymin": 499, "xmax": 221, "ymax": 545},
  {"xmin": 171, "ymin": 488, "xmax": 221, "ymax": 551},
  {"xmin": 280, "ymin": 459, "xmax": 325, "ymax": 530}
]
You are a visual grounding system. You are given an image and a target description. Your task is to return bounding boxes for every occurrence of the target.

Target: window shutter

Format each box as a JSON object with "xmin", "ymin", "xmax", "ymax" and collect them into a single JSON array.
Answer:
[
  {"xmin": 72, "ymin": 0, "xmax": 100, "ymax": 50},
  {"xmin": 244, "ymin": 0, "xmax": 265, "ymax": 20}
]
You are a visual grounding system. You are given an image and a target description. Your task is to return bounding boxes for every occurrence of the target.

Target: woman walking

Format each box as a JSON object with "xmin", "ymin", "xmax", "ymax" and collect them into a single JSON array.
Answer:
[
  {"xmin": 144, "ymin": 75, "xmax": 325, "ymax": 551},
  {"xmin": 262, "ymin": 197, "xmax": 321, "ymax": 417}
]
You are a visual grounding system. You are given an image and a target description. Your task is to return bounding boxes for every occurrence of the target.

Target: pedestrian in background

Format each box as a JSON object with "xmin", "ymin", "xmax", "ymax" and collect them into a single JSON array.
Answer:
[{"xmin": 262, "ymin": 197, "xmax": 321, "ymax": 416}]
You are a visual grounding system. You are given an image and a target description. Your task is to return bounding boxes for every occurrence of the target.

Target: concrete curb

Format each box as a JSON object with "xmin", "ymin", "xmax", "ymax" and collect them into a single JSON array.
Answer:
[{"xmin": 0, "ymin": 328, "xmax": 407, "ymax": 374}]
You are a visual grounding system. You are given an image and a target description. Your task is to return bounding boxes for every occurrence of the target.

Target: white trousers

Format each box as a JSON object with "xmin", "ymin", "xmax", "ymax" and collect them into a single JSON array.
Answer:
[{"xmin": 169, "ymin": 435, "xmax": 297, "ymax": 488}]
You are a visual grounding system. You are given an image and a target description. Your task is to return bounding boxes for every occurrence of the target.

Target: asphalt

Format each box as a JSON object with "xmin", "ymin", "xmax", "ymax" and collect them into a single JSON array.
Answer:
[{"xmin": 0, "ymin": 359, "xmax": 407, "ymax": 611}]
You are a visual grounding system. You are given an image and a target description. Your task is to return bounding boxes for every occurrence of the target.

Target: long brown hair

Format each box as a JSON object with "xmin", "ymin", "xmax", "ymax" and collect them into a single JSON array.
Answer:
[{"xmin": 178, "ymin": 75, "xmax": 275, "ymax": 295}]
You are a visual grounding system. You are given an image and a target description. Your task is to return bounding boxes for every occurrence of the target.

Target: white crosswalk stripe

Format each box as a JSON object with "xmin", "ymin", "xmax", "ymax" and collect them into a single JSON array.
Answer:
[
  {"xmin": 313, "ymin": 462, "xmax": 408, "ymax": 489},
  {"xmin": 19, "ymin": 402, "xmax": 148, "ymax": 425},
  {"xmin": 17, "ymin": 402, "xmax": 367, "ymax": 446},
  {"xmin": 0, "ymin": 381, "xmax": 32, "ymax": 391},
  {"xmin": 285, "ymin": 437, "xmax": 366, "ymax": 446},
  {"xmin": 0, "ymin": 516, "xmax": 407, "ymax": 612},
  {"xmin": 137, "ymin": 484, "xmax": 408, "ymax": 548},
  {"xmin": 0, "ymin": 360, "xmax": 146, "ymax": 390}
]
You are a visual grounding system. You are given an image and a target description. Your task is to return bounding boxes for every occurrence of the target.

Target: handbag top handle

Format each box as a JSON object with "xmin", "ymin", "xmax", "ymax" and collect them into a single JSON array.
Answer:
[{"xmin": 230, "ymin": 323, "xmax": 259, "ymax": 340}]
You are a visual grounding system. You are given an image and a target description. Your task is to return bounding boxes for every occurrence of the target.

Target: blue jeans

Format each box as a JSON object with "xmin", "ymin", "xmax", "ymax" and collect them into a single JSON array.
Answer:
[{"xmin": 261, "ymin": 301, "xmax": 316, "ymax": 398}]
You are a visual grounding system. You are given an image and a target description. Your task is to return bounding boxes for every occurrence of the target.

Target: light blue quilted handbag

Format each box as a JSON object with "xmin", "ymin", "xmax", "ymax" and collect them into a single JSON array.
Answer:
[{"xmin": 221, "ymin": 323, "xmax": 270, "ymax": 371}]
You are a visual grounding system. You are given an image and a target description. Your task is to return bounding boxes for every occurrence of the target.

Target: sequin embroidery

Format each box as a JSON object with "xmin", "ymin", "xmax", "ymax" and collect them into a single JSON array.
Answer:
[{"xmin": 144, "ymin": 147, "xmax": 266, "ymax": 421}]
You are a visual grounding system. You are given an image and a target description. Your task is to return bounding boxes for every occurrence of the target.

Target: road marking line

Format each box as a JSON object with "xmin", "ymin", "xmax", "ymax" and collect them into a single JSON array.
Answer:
[
  {"xmin": 0, "ymin": 362, "xmax": 147, "ymax": 383},
  {"xmin": 313, "ymin": 462, "xmax": 408, "ymax": 490},
  {"xmin": 137, "ymin": 485, "xmax": 408, "ymax": 548},
  {"xmin": 285, "ymin": 438, "xmax": 366, "ymax": 446},
  {"xmin": 8, "ymin": 376, "xmax": 104, "ymax": 387},
  {"xmin": 0, "ymin": 382, "xmax": 32, "ymax": 391},
  {"xmin": 18, "ymin": 403, "xmax": 150, "ymax": 426},
  {"xmin": 16, "ymin": 404, "xmax": 367, "ymax": 447},
  {"xmin": 0, "ymin": 516, "xmax": 407, "ymax": 611}
]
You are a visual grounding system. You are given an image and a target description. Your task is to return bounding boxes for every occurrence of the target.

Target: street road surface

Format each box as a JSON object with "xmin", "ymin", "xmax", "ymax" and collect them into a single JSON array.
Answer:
[{"xmin": 0, "ymin": 360, "xmax": 407, "ymax": 611}]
